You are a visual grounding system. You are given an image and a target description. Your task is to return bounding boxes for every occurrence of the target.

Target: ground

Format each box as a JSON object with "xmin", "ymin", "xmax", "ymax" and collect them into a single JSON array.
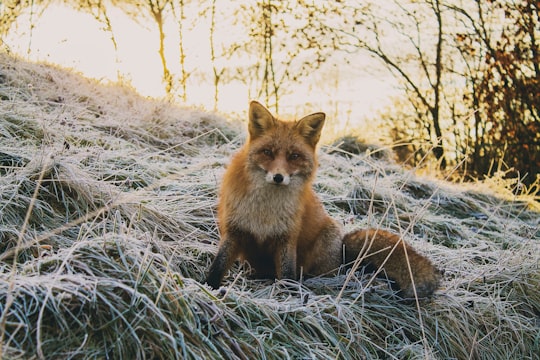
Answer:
[{"xmin": 0, "ymin": 52, "xmax": 539, "ymax": 359}]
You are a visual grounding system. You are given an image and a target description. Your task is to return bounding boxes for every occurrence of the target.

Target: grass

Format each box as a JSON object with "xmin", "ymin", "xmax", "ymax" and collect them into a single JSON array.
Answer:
[{"xmin": 0, "ymin": 52, "xmax": 539, "ymax": 359}]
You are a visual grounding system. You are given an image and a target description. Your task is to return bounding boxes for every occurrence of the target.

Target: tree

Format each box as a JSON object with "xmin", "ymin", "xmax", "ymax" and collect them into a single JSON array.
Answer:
[
  {"xmin": 353, "ymin": 0, "xmax": 538, "ymax": 184},
  {"xmin": 110, "ymin": 0, "xmax": 174, "ymax": 95},
  {"xmin": 450, "ymin": 0, "xmax": 539, "ymax": 183},
  {"xmin": 170, "ymin": 0, "xmax": 189, "ymax": 102},
  {"xmin": 1, "ymin": 0, "xmax": 35, "ymax": 41},
  {"xmin": 206, "ymin": 0, "xmax": 242, "ymax": 110},
  {"xmin": 1, "ymin": 0, "xmax": 121, "ymax": 79},
  {"xmin": 80, "ymin": 0, "xmax": 121, "ymax": 80},
  {"xmin": 349, "ymin": 0, "xmax": 449, "ymax": 169},
  {"xmin": 1, "ymin": 0, "xmax": 52, "ymax": 50},
  {"xmin": 234, "ymin": 0, "xmax": 358, "ymax": 112}
]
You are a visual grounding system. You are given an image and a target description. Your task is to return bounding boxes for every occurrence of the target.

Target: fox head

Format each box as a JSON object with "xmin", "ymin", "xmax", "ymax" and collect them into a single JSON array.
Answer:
[{"xmin": 246, "ymin": 101, "xmax": 326, "ymax": 187}]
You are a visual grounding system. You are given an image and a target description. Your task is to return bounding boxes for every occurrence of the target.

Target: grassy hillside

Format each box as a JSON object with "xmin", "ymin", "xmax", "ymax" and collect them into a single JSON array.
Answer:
[{"xmin": 0, "ymin": 52, "xmax": 539, "ymax": 359}]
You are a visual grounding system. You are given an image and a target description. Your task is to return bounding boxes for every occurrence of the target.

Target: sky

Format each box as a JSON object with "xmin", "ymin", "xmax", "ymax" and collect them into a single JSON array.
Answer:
[{"xmin": 4, "ymin": 3, "xmax": 399, "ymax": 134}]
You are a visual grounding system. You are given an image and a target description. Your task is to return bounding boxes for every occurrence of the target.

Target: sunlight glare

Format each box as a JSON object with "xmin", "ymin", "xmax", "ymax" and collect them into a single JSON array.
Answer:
[{"xmin": 4, "ymin": 3, "xmax": 397, "ymax": 128}]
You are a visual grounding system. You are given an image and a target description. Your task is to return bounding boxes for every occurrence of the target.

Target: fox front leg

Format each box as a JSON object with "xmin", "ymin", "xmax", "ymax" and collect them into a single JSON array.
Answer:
[
  {"xmin": 274, "ymin": 241, "xmax": 297, "ymax": 280},
  {"xmin": 206, "ymin": 239, "xmax": 237, "ymax": 289}
]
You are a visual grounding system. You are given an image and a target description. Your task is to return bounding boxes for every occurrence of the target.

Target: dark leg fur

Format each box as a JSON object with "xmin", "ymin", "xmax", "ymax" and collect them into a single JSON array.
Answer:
[
  {"xmin": 275, "ymin": 243, "xmax": 297, "ymax": 280},
  {"xmin": 205, "ymin": 241, "xmax": 236, "ymax": 289}
]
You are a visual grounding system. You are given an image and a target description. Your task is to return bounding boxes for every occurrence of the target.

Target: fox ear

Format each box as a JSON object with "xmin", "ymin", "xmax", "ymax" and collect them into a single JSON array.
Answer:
[
  {"xmin": 248, "ymin": 101, "xmax": 276, "ymax": 139},
  {"xmin": 296, "ymin": 112, "xmax": 326, "ymax": 147}
]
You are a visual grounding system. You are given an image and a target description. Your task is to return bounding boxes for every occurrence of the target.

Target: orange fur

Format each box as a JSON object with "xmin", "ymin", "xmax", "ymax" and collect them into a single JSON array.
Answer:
[{"xmin": 205, "ymin": 101, "xmax": 440, "ymax": 298}]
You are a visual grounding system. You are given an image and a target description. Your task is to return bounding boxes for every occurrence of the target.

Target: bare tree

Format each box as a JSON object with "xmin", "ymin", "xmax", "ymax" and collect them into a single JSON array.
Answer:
[
  {"xmin": 234, "ymin": 0, "xmax": 358, "ymax": 112},
  {"xmin": 81, "ymin": 0, "xmax": 122, "ymax": 80},
  {"xmin": 350, "ymin": 0, "xmax": 449, "ymax": 169},
  {"xmin": 170, "ymin": 0, "xmax": 189, "ymax": 102},
  {"xmin": 0, "ymin": 0, "xmax": 34, "ymax": 41},
  {"xmin": 356, "ymin": 0, "xmax": 538, "ymax": 183},
  {"xmin": 1, "ymin": 0, "xmax": 121, "ymax": 80},
  {"xmin": 111, "ymin": 0, "xmax": 173, "ymax": 95},
  {"xmin": 0, "ymin": 0, "xmax": 51, "ymax": 50}
]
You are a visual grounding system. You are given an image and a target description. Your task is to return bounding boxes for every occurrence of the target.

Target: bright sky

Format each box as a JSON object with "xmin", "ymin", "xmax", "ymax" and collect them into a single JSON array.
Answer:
[{"xmin": 4, "ymin": 4, "xmax": 398, "ymax": 132}]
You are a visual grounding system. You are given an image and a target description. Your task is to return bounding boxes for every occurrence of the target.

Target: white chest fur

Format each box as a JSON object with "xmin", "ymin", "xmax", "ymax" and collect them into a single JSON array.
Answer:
[{"xmin": 229, "ymin": 184, "xmax": 301, "ymax": 242}]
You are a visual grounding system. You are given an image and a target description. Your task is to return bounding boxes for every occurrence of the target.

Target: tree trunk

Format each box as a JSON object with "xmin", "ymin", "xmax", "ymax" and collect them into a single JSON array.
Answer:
[
  {"xmin": 432, "ymin": 0, "xmax": 446, "ymax": 169},
  {"xmin": 153, "ymin": 9, "xmax": 172, "ymax": 95}
]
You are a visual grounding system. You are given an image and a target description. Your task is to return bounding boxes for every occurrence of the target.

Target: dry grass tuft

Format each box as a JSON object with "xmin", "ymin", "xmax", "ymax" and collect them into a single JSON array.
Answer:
[{"xmin": 1, "ymin": 53, "xmax": 539, "ymax": 359}]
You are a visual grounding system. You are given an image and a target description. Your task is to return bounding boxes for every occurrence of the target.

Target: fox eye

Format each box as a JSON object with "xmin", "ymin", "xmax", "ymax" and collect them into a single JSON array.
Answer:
[
  {"xmin": 289, "ymin": 153, "xmax": 301, "ymax": 161},
  {"xmin": 262, "ymin": 149, "xmax": 273, "ymax": 157}
]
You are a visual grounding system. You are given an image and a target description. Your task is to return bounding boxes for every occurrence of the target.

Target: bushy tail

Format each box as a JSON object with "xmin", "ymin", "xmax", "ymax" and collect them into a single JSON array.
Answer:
[{"xmin": 342, "ymin": 229, "xmax": 440, "ymax": 298}]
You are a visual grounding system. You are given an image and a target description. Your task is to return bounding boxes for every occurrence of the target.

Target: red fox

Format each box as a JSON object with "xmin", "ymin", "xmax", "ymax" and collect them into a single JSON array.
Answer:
[{"xmin": 206, "ymin": 101, "xmax": 440, "ymax": 298}]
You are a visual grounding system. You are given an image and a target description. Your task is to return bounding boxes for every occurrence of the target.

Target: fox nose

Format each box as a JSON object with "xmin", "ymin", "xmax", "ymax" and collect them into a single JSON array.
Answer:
[{"xmin": 273, "ymin": 174, "xmax": 284, "ymax": 184}]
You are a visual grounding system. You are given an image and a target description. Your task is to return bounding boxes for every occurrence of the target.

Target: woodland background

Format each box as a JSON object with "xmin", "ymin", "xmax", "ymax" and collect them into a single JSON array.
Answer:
[
  {"xmin": 1, "ymin": 0, "xmax": 539, "ymax": 187},
  {"xmin": 1, "ymin": 1, "xmax": 539, "ymax": 358}
]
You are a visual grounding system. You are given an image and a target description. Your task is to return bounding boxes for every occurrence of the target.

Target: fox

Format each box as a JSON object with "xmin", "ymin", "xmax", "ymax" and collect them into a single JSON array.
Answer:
[{"xmin": 205, "ymin": 101, "xmax": 440, "ymax": 298}]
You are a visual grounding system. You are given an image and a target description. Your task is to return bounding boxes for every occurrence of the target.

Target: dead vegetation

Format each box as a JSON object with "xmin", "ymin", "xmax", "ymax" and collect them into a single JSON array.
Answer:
[{"xmin": 0, "ymin": 53, "xmax": 539, "ymax": 359}]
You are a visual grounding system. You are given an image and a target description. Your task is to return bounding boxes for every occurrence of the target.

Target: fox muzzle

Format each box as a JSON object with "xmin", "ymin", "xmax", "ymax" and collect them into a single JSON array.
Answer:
[{"xmin": 265, "ymin": 172, "xmax": 290, "ymax": 185}]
